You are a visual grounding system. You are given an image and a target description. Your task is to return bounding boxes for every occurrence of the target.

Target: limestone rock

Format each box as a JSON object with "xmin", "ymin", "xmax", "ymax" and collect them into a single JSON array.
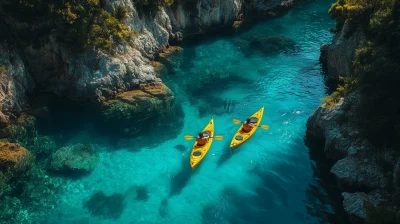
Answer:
[
  {"xmin": 331, "ymin": 156, "xmax": 388, "ymax": 191},
  {"xmin": 0, "ymin": 44, "xmax": 34, "ymax": 126},
  {"xmin": 342, "ymin": 191, "xmax": 385, "ymax": 220},
  {"xmin": 320, "ymin": 24, "xmax": 366, "ymax": 79},
  {"xmin": 50, "ymin": 144, "xmax": 99, "ymax": 174},
  {"xmin": 0, "ymin": 142, "xmax": 33, "ymax": 174},
  {"xmin": 306, "ymin": 90, "xmax": 366, "ymax": 160}
]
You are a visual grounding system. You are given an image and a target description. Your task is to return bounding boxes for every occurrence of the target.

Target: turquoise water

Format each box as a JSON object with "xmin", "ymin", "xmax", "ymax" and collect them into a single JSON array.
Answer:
[{"xmin": 34, "ymin": 0, "xmax": 342, "ymax": 223}]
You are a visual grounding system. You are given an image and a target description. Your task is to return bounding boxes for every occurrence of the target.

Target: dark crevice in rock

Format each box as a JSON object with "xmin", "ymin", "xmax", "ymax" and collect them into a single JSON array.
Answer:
[{"xmin": 305, "ymin": 135, "xmax": 352, "ymax": 224}]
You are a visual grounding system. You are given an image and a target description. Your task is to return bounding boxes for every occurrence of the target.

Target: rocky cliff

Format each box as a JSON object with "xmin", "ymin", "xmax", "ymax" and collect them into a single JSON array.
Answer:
[
  {"xmin": 307, "ymin": 1, "xmax": 400, "ymax": 221},
  {"xmin": 0, "ymin": 0, "xmax": 294, "ymax": 127},
  {"xmin": 319, "ymin": 23, "xmax": 367, "ymax": 80}
]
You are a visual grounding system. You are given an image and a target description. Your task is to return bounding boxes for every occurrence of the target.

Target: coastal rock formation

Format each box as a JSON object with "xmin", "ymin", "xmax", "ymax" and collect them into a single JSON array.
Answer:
[
  {"xmin": 319, "ymin": 24, "xmax": 366, "ymax": 79},
  {"xmin": 306, "ymin": 91, "xmax": 362, "ymax": 160},
  {"xmin": 0, "ymin": 44, "xmax": 34, "ymax": 126},
  {"xmin": 50, "ymin": 144, "xmax": 99, "ymax": 175},
  {"xmin": 0, "ymin": 142, "xmax": 33, "ymax": 175},
  {"xmin": 99, "ymin": 82, "xmax": 175, "ymax": 136},
  {"xmin": 0, "ymin": 142, "xmax": 34, "ymax": 196},
  {"xmin": 307, "ymin": 11, "xmax": 399, "ymax": 221},
  {"xmin": 342, "ymin": 191, "xmax": 385, "ymax": 222},
  {"xmin": 306, "ymin": 89, "xmax": 397, "ymax": 221},
  {"xmin": 0, "ymin": 0, "xmax": 295, "ymax": 124}
]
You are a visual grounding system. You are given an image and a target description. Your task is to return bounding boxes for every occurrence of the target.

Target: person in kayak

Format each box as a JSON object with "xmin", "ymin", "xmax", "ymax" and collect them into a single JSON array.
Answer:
[
  {"xmin": 242, "ymin": 118, "xmax": 256, "ymax": 132},
  {"xmin": 196, "ymin": 132, "xmax": 209, "ymax": 146}
]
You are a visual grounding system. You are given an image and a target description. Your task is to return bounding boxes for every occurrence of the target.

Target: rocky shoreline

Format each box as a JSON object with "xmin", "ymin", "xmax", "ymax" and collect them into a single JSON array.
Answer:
[{"xmin": 306, "ymin": 19, "xmax": 399, "ymax": 223}]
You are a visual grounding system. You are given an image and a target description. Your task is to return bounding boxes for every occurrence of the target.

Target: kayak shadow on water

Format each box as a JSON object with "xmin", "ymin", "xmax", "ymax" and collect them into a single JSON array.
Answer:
[
  {"xmin": 159, "ymin": 149, "xmax": 199, "ymax": 218},
  {"xmin": 168, "ymin": 157, "xmax": 198, "ymax": 198},
  {"xmin": 216, "ymin": 146, "xmax": 238, "ymax": 168}
]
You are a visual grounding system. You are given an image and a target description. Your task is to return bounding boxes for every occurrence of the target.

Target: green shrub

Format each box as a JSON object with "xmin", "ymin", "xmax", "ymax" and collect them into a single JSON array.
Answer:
[
  {"xmin": 0, "ymin": 66, "xmax": 6, "ymax": 74},
  {"xmin": 328, "ymin": 0, "xmax": 369, "ymax": 31},
  {"xmin": 322, "ymin": 76, "xmax": 358, "ymax": 108},
  {"xmin": 2, "ymin": 0, "xmax": 133, "ymax": 52},
  {"xmin": 114, "ymin": 5, "xmax": 129, "ymax": 21}
]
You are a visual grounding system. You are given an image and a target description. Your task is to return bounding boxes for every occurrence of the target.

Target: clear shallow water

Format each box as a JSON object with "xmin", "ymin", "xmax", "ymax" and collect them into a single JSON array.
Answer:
[{"xmin": 38, "ymin": 0, "xmax": 341, "ymax": 223}]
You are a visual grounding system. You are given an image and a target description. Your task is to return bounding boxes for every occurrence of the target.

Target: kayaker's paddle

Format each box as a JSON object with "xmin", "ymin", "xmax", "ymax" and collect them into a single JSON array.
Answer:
[
  {"xmin": 232, "ymin": 119, "xmax": 270, "ymax": 130},
  {"xmin": 184, "ymin": 135, "xmax": 224, "ymax": 140}
]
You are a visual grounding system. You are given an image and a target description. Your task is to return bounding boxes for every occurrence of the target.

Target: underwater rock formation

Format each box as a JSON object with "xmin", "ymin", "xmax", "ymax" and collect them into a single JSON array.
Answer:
[
  {"xmin": 84, "ymin": 191, "xmax": 126, "ymax": 219},
  {"xmin": 99, "ymin": 82, "xmax": 176, "ymax": 137},
  {"xmin": 0, "ymin": 142, "xmax": 33, "ymax": 176},
  {"xmin": 0, "ymin": 142, "xmax": 34, "ymax": 197},
  {"xmin": 50, "ymin": 144, "xmax": 99, "ymax": 175},
  {"xmin": 249, "ymin": 35, "xmax": 297, "ymax": 54}
]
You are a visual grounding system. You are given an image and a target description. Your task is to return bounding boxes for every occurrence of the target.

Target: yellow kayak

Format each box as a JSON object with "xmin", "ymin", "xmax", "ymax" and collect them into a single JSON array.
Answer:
[
  {"xmin": 190, "ymin": 117, "xmax": 214, "ymax": 169},
  {"xmin": 230, "ymin": 106, "xmax": 264, "ymax": 148}
]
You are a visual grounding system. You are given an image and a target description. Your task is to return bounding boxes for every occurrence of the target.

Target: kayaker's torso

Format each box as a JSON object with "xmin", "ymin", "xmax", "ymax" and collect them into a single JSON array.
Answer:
[
  {"xmin": 196, "ymin": 137, "xmax": 207, "ymax": 145},
  {"xmin": 242, "ymin": 122, "xmax": 253, "ymax": 132}
]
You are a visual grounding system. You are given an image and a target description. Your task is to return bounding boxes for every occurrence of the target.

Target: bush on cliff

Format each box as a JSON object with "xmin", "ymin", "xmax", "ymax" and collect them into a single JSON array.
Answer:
[
  {"xmin": 322, "ymin": 76, "xmax": 358, "ymax": 108},
  {"xmin": 0, "ymin": 65, "xmax": 6, "ymax": 74},
  {"xmin": 328, "ymin": 0, "xmax": 400, "ymax": 147},
  {"xmin": 3, "ymin": 0, "xmax": 133, "ymax": 51}
]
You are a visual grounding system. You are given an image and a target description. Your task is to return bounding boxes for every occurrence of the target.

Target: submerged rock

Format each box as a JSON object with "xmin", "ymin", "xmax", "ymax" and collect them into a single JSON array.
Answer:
[
  {"xmin": 0, "ymin": 142, "xmax": 34, "ymax": 197},
  {"xmin": 0, "ymin": 196, "xmax": 24, "ymax": 223},
  {"xmin": 102, "ymin": 82, "xmax": 174, "ymax": 117},
  {"xmin": 50, "ymin": 144, "xmax": 99, "ymax": 175},
  {"xmin": 0, "ymin": 142, "xmax": 33, "ymax": 175},
  {"xmin": 100, "ymin": 82, "xmax": 177, "ymax": 138},
  {"xmin": 124, "ymin": 185, "xmax": 149, "ymax": 201},
  {"xmin": 84, "ymin": 191, "xmax": 125, "ymax": 219},
  {"xmin": 249, "ymin": 36, "xmax": 297, "ymax": 54}
]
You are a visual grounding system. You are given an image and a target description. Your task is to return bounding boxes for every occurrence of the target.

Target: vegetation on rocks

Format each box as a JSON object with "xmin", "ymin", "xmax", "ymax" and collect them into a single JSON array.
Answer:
[
  {"xmin": 2, "ymin": 0, "xmax": 133, "ymax": 51},
  {"xmin": 328, "ymin": 0, "xmax": 400, "ymax": 147},
  {"xmin": 0, "ymin": 65, "xmax": 6, "ymax": 74},
  {"xmin": 322, "ymin": 76, "xmax": 358, "ymax": 108}
]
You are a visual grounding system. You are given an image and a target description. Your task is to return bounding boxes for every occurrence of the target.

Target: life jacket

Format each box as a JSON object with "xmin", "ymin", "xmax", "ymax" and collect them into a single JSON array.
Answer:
[
  {"xmin": 197, "ymin": 137, "xmax": 207, "ymax": 145},
  {"xmin": 242, "ymin": 123, "xmax": 253, "ymax": 132}
]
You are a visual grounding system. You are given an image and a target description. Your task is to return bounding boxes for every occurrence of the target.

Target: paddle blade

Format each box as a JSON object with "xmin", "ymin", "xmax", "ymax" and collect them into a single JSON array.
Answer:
[
  {"xmin": 214, "ymin": 136, "xmax": 223, "ymax": 140},
  {"xmin": 260, "ymin": 125, "xmax": 269, "ymax": 130},
  {"xmin": 232, "ymin": 119, "xmax": 241, "ymax": 124},
  {"xmin": 184, "ymin": 135, "xmax": 194, "ymax": 140}
]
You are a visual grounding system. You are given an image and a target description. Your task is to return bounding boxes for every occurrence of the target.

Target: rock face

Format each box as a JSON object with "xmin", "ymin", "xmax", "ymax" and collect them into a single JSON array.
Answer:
[
  {"xmin": 99, "ymin": 82, "xmax": 175, "ymax": 136},
  {"xmin": 50, "ymin": 144, "xmax": 99, "ymax": 174},
  {"xmin": 0, "ymin": 142, "xmax": 34, "ymax": 197},
  {"xmin": 307, "ymin": 22, "xmax": 398, "ymax": 222},
  {"xmin": 0, "ymin": 142, "xmax": 33, "ymax": 174},
  {"xmin": 319, "ymin": 24, "xmax": 366, "ymax": 79},
  {"xmin": 0, "ymin": 44, "xmax": 34, "ymax": 126},
  {"xmin": 342, "ymin": 191, "xmax": 385, "ymax": 221},
  {"xmin": 0, "ymin": 0, "xmax": 295, "ymax": 124},
  {"xmin": 306, "ymin": 91, "xmax": 362, "ymax": 160}
]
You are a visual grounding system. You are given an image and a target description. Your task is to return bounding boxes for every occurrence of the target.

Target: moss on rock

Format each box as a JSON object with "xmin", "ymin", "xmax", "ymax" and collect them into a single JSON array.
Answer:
[{"xmin": 50, "ymin": 144, "xmax": 99, "ymax": 175}]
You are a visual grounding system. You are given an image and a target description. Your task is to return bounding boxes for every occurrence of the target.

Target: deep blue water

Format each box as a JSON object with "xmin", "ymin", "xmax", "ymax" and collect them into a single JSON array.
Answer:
[{"xmin": 31, "ymin": 0, "xmax": 345, "ymax": 223}]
